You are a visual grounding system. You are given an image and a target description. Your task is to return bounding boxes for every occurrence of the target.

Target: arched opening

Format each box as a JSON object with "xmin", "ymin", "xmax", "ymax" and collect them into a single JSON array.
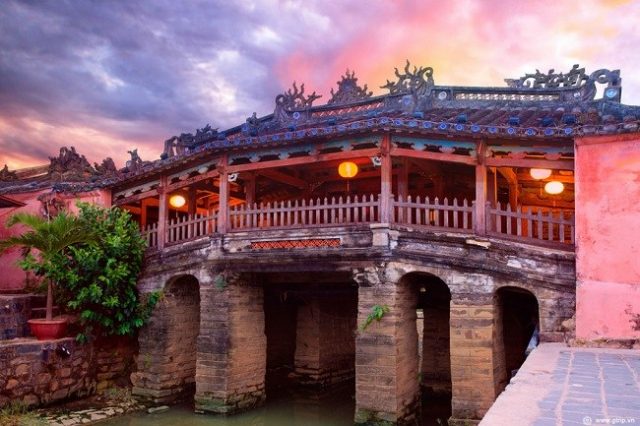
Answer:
[
  {"xmin": 401, "ymin": 272, "xmax": 452, "ymax": 425},
  {"xmin": 163, "ymin": 275, "xmax": 201, "ymax": 398},
  {"xmin": 496, "ymin": 287, "xmax": 539, "ymax": 390},
  {"xmin": 262, "ymin": 272, "xmax": 358, "ymax": 423}
]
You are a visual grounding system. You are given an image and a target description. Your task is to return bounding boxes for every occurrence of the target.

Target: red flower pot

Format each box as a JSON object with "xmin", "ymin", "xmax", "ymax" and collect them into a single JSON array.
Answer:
[{"xmin": 28, "ymin": 318, "xmax": 68, "ymax": 340}]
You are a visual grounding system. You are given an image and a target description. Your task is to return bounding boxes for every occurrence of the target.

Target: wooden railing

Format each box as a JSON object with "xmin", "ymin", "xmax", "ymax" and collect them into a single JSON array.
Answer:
[
  {"xmin": 142, "ymin": 196, "xmax": 574, "ymax": 249},
  {"xmin": 229, "ymin": 195, "xmax": 380, "ymax": 231},
  {"xmin": 487, "ymin": 203, "xmax": 575, "ymax": 244},
  {"xmin": 141, "ymin": 222, "xmax": 158, "ymax": 249},
  {"xmin": 166, "ymin": 213, "xmax": 217, "ymax": 246},
  {"xmin": 392, "ymin": 196, "xmax": 474, "ymax": 231}
]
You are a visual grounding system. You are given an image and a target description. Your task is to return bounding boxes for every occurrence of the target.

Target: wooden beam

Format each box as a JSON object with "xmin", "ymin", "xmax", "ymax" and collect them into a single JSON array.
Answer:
[
  {"xmin": 475, "ymin": 140, "xmax": 487, "ymax": 234},
  {"xmin": 165, "ymin": 169, "xmax": 220, "ymax": 193},
  {"xmin": 516, "ymin": 174, "xmax": 575, "ymax": 184},
  {"xmin": 390, "ymin": 147, "xmax": 477, "ymax": 166},
  {"xmin": 397, "ymin": 158, "xmax": 409, "ymax": 199},
  {"xmin": 497, "ymin": 167, "xmax": 518, "ymax": 185},
  {"xmin": 157, "ymin": 176, "xmax": 167, "ymax": 249},
  {"xmin": 226, "ymin": 148, "xmax": 381, "ymax": 174},
  {"xmin": 217, "ymin": 155, "xmax": 228, "ymax": 233},
  {"xmin": 113, "ymin": 188, "xmax": 159, "ymax": 206},
  {"xmin": 380, "ymin": 134, "xmax": 392, "ymax": 223},
  {"xmin": 244, "ymin": 173, "xmax": 256, "ymax": 205},
  {"xmin": 258, "ymin": 169, "xmax": 307, "ymax": 190},
  {"xmin": 486, "ymin": 157, "xmax": 574, "ymax": 170}
]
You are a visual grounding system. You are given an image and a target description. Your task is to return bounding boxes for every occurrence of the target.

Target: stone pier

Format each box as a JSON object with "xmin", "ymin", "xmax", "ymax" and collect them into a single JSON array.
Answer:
[
  {"xmin": 195, "ymin": 273, "xmax": 266, "ymax": 414},
  {"xmin": 354, "ymin": 266, "xmax": 421, "ymax": 425}
]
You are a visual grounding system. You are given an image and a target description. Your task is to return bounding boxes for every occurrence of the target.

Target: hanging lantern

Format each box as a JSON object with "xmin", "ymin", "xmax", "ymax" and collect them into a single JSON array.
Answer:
[
  {"xmin": 338, "ymin": 161, "xmax": 359, "ymax": 179},
  {"xmin": 169, "ymin": 192, "xmax": 187, "ymax": 208},
  {"xmin": 544, "ymin": 181, "xmax": 564, "ymax": 195},
  {"xmin": 530, "ymin": 168, "xmax": 552, "ymax": 180}
]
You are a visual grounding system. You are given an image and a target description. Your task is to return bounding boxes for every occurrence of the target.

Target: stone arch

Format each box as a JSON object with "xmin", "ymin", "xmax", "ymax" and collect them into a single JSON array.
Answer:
[
  {"xmin": 399, "ymin": 271, "xmax": 453, "ymax": 422},
  {"xmin": 494, "ymin": 286, "xmax": 539, "ymax": 392},
  {"xmin": 132, "ymin": 274, "xmax": 201, "ymax": 403}
]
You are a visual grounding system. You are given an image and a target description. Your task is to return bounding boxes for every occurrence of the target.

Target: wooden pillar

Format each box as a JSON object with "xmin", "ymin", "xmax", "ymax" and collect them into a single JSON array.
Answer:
[
  {"xmin": 509, "ymin": 183, "xmax": 518, "ymax": 209},
  {"xmin": 244, "ymin": 173, "xmax": 256, "ymax": 206},
  {"xmin": 140, "ymin": 198, "xmax": 149, "ymax": 230},
  {"xmin": 188, "ymin": 186, "xmax": 196, "ymax": 216},
  {"xmin": 475, "ymin": 141, "xmax": 487, "ymax": 235},
  {"xmin": 157, "ymin": 176, "xmax": 167, "ymax": 249},
  {"xmin": 380, "ymin": 133, "xmax": 392, "ymax": 223},
  {"xmin": 217, "ymin": 156, "xmax": 229, "ymax": 234},
  {"xmin": 397, "ymin": 158, "xmax": 409, "ymax": 200},
  {"xmin": 487, "ymin": 168, "xmax": 497, "ymax": 206}
]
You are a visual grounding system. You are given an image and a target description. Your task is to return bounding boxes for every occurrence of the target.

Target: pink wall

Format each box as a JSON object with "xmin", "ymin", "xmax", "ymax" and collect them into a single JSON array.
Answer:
[
  {"xmin": 0, "ymin": 189, "xmax": 111, "ymax": 292},
  {"xmin": 575, "ymin": 134, "xmax": 640, "ymax": 341}
]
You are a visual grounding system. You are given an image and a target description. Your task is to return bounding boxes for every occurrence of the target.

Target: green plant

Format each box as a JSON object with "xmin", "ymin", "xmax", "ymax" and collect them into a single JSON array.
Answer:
[
  {"xmin": 0, "ymin": 401, "xmax": 45, "ymax": 426},
  {"xmin": 360, "ymin": 304, "xmax": 390, "ymax": 331},
  {"xmin": 54, "ymin": 203, "xmax": 160, "ymax": 341},
  {"xmin": 0, "ymin": 212, "xmax": 97, "ymax": 321}
]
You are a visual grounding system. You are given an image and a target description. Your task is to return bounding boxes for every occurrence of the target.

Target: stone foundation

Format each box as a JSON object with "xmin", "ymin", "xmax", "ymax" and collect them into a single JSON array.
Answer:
[
  {"xmin": 294, "ymin": 292, "xmax": 357, "ymax": 386},
  {"xmin": 131, "ymin": 275, "xmax": 200, "ymax": 403},
  {"xmin": 195, "ymin": 273, "xmax": 266, "ymax": 414},
  {"xmin": 0, "ymin": 336, "xmax": 135, "ymax": 408}
]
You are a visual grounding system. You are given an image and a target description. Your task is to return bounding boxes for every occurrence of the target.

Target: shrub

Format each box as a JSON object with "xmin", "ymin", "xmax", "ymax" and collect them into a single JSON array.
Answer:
[{"xmin": 56, "ymin": 203, "xmax": 160, "ymax": 341}]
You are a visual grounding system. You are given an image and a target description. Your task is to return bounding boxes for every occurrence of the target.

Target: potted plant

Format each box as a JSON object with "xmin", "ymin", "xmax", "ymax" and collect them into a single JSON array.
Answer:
[{"xmin": 0, "ymin": 211, "xmax": 97, "ymax": 340}]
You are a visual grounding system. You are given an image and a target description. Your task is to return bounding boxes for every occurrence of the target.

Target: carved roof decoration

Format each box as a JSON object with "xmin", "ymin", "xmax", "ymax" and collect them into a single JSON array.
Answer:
[
  {"xmin": 0, "ymin": 147, "xmax": 122, "ymax": 195},
  {"xmin": 0, "ymin": 164, "xmax": 18, "ymax": 182},
  {"xmin": 381, "ymin": 60, "xmax": 435, "ymax": 96},
  {"xmin": 2, "ymin": 63, "xmax": 639, "ymax": 195},
  {"xmin": 328, "ymin": 70, "xmax": 373, "ymax": 105},
  {"xmin": 505, "ymin": 64, "xmax": 622, "ymax": 102},
  {"xmin": 274, "ymin": 82, "xmax": 322, "ymax": 123}
]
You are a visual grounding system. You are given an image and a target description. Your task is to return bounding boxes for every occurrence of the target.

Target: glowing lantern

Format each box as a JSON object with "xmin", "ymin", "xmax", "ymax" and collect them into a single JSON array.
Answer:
[
  {"xmin": 530, "ymin": 168, "xmax": 552, "ymax": 180},
  {"xmin": 169, "ymin": 193, "xmax": 187, "ymax": 208},
  {"xmin": 338, "ymin": 161, "xmax": 359, "ymax": 179},
  {"xmin": 544, "ymin": 181, "xmax": 564, "ymax": 195}
]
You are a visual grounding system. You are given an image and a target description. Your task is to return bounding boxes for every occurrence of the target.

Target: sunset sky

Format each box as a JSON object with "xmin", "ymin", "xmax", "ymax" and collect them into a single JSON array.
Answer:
[{"xmin": 1, "ymin": 0, "xmax": 639, "ymax": 170}]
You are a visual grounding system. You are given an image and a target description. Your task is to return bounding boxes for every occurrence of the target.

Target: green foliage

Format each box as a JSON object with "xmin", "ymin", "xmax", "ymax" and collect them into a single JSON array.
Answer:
[
  {"xmin": 0, "ymin": 211, "xmax": 98, "ymax": 320},
  {"xmin": 360, "ymin": 304, "xmax": 390, "ymax": 331},
  {"xmin": 53, "ymin": 203, "xmax": 160, "ymax": 341},
  {"xmin": 0, "ymin": 401, "xmax": 44, "ymax": 426}
]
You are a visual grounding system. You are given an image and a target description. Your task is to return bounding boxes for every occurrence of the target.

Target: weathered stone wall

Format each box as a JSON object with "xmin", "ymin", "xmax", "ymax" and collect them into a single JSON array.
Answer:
[
  {"xmin": 353, "ymin": 265, "xmax": 421, "ymax": 425},
  {"xmin": 195, "ymin": 273, "xmax": 266, "ymax": 414},
  {"xmin": 0, "ymin": 294, "xmax": 32, "ymax": 340},
  {"xmin": 0, "ymin": 336, "xmax": 135, "ymax": 408},
  {"xmin": 132, "ymin": 275, "xmax": 200, "ymax": 403},
  {"xmin": 294, "ymin": 294, "xmax": 357, "ymax": 386},
  {"xmin": 420, "ymin": 301, "xmax": 451, "ymax": 396}
]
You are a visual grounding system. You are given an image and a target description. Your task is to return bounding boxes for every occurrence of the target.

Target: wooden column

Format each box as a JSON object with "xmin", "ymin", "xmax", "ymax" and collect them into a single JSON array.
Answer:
[
  {"xmin": 244, "ymin": 173, "xmax": 256, "ymax": 206},
  {"xmin": 380, "ymin": 133, "xmax": 393, "ymax": 223},
  {"xmin": 188, "ymin": 186, "xmax": 196, "ymax": 216},
  {"xmin": 217, "ymin": 156, "xmax": 229, "ymax": 234},
  {"xmin": 475, "ymin": 140, "xmax": 487, "ymax": 234},
  {"xmin": 140, "ymin": 198, "xmax": 149, "ymax": 230},
  {"xmin": 397, "ymin": 158, "xmax": 409, "ymax": 200},
  {"xmin": 487, "ymin": 168, "xmax": 497, "ymax": 206},
  {"xmin": 157, "ymin": 176, "xmax": 167, "ymax": 249}
]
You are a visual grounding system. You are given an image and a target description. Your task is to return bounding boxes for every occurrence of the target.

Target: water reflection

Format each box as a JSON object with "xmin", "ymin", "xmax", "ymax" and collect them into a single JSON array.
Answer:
[{"xmin": 103, "ymin": 382, "xmax": 449, "ymax": 426}]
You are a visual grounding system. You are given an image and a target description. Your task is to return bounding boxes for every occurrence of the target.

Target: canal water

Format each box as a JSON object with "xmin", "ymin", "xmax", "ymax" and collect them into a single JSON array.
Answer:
[{"xmin": 102, "ymin": 382, "xmax": 450, "ymax": 425}]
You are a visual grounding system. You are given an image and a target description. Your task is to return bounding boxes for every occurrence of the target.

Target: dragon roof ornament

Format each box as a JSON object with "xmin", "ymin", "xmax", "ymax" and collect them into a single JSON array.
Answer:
[
  {"xmin": 274, "ymin": 82, "xmax": 322, "ymax": 122},
  {"xmin": 328, "ymin": 70, "xmax": 373, "ymax": 105},
  {"xmin": 381, "ymin": 60, "xmax": 435, "ymax": 96},
  {"xmin": 505, "ymin": 64, "xmax": 621, "ymax": 101}
]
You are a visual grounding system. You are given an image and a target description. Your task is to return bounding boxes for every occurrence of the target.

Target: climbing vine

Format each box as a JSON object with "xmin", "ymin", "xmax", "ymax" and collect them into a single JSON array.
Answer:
[{"xmin": 360, "ymin": 304, "xmax": 390, "ymax": 331}]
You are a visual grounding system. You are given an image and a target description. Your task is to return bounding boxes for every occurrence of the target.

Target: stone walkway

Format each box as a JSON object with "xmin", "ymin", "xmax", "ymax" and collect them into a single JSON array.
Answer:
[{"xmin": 481, "ymin": 343, "xmax": 640, "ymax": 426}]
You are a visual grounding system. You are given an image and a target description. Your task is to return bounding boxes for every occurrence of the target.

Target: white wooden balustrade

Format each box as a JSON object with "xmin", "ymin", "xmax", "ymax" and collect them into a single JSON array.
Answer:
[
  {"xmin": 487, "ymin": 202, "xmax": 575, "ymax": 244},
  {"xmin": 228, "ymin": 194, "xmax": 380, "ymax": 231},
  {"xmin": 392, "ymin": 195, "xmax": 474, "ymax": 231}
]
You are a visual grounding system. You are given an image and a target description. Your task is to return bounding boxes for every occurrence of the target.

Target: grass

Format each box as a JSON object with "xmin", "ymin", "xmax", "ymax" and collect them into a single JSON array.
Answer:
[{"xmin": 0, "ymin": 401, "xmax": 45, "ymax": 426}]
